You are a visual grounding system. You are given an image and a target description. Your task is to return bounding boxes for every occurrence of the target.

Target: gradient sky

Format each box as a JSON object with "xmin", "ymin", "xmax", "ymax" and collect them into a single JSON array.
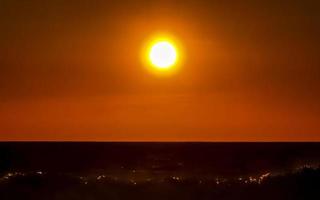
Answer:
[{"xmin": 1, "ymin": 0, "xmax": 320, "ymax": 141}]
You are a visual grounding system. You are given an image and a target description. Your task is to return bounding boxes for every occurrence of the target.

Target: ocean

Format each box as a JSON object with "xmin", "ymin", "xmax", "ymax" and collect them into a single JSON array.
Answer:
[{"xmin": 0, "ymin": 142, "xmax": 319, "ymax": 200}]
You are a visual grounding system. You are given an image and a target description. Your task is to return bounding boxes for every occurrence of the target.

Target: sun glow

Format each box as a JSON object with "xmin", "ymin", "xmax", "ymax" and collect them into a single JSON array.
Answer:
[
  {"xmin": 149, "ymin": 41, "xmax": 177, "ymax": 69},
  {"xmin": 142, "ymin": 35, "xmax": 182, "ymax": 75},
  {"xmin": 141, "ymin": 34, "xmax": 184, "ymax": 76}
]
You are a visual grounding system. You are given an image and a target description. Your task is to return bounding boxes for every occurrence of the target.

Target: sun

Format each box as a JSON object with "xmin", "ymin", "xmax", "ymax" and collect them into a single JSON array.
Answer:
[
  {"xmin": 149, "ymin": 41, "xmax": 177, "ymax": 69},
  {"xmin": 141, "ymin": 34, "xmax": 183, "ymax": 75}
]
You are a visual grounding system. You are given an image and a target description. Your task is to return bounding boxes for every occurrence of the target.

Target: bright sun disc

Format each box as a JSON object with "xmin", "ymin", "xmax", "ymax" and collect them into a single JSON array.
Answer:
[{"xmin": 149, "ymin": 41, "xmax": 177, "ymax": 69}]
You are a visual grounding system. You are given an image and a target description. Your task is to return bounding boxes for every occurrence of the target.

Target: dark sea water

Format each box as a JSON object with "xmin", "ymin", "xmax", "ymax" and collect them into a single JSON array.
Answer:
[{"xmin": 0, "ymin": 142, "xmax": 319, "ymax": 200}]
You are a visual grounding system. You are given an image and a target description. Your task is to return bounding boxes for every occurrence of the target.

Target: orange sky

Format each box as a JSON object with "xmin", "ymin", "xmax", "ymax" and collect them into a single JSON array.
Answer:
[{"xmin": 0, "ymin": 0, "xmax": 319, "ymax": 141}]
